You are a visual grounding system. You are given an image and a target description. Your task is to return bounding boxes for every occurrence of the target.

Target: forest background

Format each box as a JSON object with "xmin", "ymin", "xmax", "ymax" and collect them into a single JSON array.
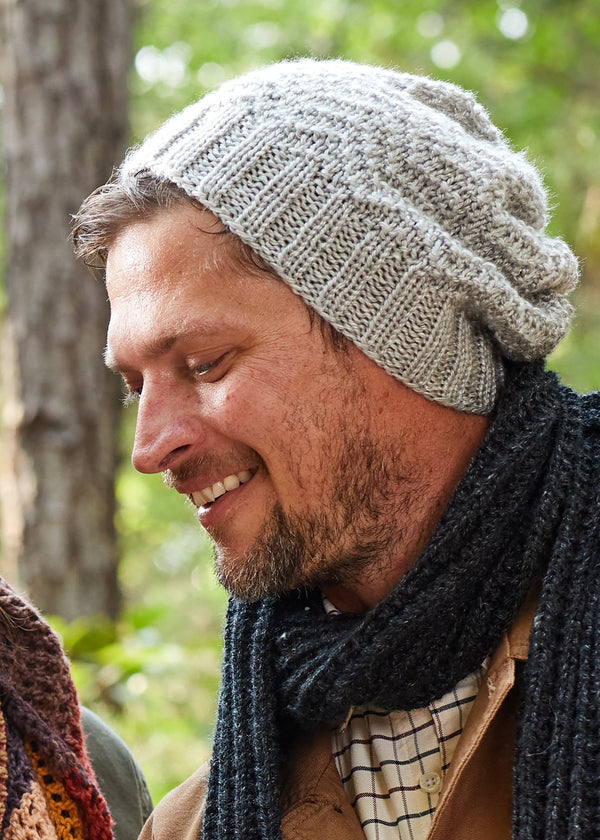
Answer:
[{"xmin": 1, "ymin": 0, "xmax": 599, "ymax": 805}]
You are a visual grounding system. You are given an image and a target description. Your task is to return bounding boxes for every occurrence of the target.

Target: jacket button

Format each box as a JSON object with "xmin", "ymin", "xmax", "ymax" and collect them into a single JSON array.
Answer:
[{"xmin": 419, "ymin": 771, "xmax": 442, "ymax": 794}]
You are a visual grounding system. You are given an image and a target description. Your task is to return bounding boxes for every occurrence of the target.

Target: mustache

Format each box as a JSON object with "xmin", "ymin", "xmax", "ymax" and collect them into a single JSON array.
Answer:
[{"xmin": 163, "ymin": 452, "xmax": 264, "ymax": 487}]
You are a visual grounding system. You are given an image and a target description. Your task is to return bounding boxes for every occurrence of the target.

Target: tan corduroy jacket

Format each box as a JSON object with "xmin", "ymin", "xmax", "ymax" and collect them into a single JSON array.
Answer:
[{"xmin": 140, "ymin": 597, "xmax": 534, "ymax": 840}]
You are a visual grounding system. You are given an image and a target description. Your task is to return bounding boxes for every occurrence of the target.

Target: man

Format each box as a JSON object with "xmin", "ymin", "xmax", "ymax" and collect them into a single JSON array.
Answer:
[{"xmin": 72, "ymin": 59, "xmax": 600, "ymax": 840}]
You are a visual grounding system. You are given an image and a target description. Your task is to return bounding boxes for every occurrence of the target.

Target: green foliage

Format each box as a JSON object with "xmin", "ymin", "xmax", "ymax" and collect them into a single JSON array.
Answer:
[
  {"xmin": 549, "ymin": 288, "xmax": 600, "ymax": 394},
  {"xmin": 58, "ymin": 0, "xmax": 600, "ymax": 806}
]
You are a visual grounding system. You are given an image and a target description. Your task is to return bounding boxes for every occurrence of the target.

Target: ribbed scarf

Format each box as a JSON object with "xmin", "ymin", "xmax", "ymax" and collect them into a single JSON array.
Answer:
[
  {"xmin": 202, "ymin": 361, "xmax": 600, "ymax": 840},
  {"xmin": 0, "ymin": 580, "xmax": 114, "ymax": 839}
]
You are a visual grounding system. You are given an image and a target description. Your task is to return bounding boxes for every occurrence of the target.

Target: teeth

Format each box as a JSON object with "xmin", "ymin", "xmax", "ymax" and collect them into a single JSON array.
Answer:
[
  {"xmin": 223, "ymin": 475, "xmax": 240, "ymax": 492},
  {"xmin": 191, "ymin": 470, "xmax": 253, "ymax": 508},
  {"xmin": 212, "ymin": 481, "xmax": 226, "ymax": 499}
]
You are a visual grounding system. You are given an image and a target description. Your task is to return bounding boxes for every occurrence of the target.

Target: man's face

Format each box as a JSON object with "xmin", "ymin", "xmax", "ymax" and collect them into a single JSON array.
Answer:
[{"xmin": 105, "ymin": 205, "xmax": 433, "ymax": 603}]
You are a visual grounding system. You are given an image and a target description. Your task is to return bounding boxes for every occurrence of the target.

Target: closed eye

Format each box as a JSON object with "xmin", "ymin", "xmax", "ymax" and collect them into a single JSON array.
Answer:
[
  {"xmin": 190, "ymin": 353, "xmax": 228, "ymax": 380},
  {"xmin": 117, "ymin": 351, "xmax": 230, "ymax": 406}
]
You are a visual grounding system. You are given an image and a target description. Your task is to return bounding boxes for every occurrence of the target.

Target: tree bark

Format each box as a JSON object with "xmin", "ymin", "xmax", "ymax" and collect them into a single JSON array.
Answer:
[{"xmin": 0, "ymin": 0, "xmax": 132, "ymax": 619}]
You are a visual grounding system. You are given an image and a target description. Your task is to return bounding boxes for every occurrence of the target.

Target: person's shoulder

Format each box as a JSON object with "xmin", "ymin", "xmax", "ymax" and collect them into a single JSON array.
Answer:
[
  {"xmin": 139, "ymin": 764, "xmax": 209, "ymax": 840},
  {"xmin": 81, "ymin": 706, "xmax": 153, "ymax": 840}
]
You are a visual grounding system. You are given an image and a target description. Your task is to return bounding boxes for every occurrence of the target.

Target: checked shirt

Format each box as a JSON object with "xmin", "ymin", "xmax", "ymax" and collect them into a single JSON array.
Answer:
[{"xmin": 325, "ymin": 598, "xmax": 485, "ymax": 840}]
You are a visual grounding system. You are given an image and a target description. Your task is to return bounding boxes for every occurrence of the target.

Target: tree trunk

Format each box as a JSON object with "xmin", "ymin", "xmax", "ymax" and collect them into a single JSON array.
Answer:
[{"xmin": 0, "ymin": 0, "xmax": 132, "ymax": 620}]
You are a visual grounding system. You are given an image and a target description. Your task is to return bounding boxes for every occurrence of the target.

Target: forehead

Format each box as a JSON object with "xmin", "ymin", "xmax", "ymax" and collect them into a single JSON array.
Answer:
[
  {"xmin": 104, "ymin": 204, "xmax": 309, "ymax": 364},
  {"xmin": 106, "ymin": 204, "xmax": 278, "ymax": 311},
  {"xmin": 106, "ymin": 204, "xmax": 239, "ymax": 294}
]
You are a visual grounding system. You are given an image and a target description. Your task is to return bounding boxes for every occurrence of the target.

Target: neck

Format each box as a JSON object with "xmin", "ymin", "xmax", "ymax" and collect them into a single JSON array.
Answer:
[{"xmin": 322, "ymin": 407, "xmax": 491, "ymax": 612}]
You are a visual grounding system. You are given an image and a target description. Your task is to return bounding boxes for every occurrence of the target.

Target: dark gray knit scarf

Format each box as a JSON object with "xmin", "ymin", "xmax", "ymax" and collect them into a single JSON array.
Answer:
[{"xmin": 202, "ymin": 361, "xmax": 600, "ymax": 840}]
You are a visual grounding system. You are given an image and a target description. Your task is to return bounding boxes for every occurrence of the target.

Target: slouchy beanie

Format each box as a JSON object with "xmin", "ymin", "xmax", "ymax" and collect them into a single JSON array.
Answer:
[{"xmin": 120, "ymin": 58, "xmax": 579, "ymax": 413}]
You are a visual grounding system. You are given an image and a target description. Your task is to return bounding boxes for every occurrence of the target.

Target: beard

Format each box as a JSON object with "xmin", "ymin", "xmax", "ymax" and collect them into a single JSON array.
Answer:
[{"xmin": 209, "ymin": 434, "xmax": 430, "ymax": 603}]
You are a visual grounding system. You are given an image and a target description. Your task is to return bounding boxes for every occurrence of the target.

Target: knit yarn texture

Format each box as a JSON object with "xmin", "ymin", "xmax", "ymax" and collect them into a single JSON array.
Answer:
[
  {"xmin": 202, "ymin": 362, "xmax": 600, "ymax": 840},
  {"xmin": 121, "ymin": 59, "xmax": 579, "ymax": 413},
  {"xmin": 0, "ymin": 580, "xmax": 113, "ymax": 839}
]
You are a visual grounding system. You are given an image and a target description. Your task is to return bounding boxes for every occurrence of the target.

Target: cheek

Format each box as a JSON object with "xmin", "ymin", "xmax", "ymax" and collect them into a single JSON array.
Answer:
[
  {"xmin": 207, "ymin": 357, "xmax": 349, "ymax": 467},
  {"xmin": 210, "ymin": 361, "xmax": 303, "ymax": 430},
  {"xmin": 201, "ymin": 379, "xmax": 286, "ymax": 452},
  {"xmin": 270, "ymin": 392, "xmax": 345, "ymax": 493},
  {"xmin": 216, "ymin": 384, "xmax": 321, "ymax": 485}
]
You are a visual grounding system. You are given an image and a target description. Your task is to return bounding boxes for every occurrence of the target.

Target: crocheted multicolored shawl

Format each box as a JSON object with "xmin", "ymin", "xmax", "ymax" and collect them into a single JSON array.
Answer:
[{"xmin": 0, "ymin": 578, "xmax": 113, "ymax": 839}]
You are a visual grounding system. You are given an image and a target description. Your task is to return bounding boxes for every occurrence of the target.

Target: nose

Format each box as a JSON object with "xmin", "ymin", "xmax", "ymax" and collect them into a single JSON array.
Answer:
[{"xmin": 131, "ymin": 384, "xmax": 203, "ymax": 474}]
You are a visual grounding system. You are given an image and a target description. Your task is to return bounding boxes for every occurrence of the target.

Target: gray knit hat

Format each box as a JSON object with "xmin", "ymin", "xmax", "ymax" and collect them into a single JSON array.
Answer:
[{"xmin": 121, "ymin": 59, "xmax": 578, "ymax": 413}]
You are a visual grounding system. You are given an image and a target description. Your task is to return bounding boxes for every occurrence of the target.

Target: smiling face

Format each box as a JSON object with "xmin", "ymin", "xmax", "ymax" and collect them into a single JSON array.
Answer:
[{"xmin": 105, "ymin": 204, "xmax": 488, "ymax": 608}]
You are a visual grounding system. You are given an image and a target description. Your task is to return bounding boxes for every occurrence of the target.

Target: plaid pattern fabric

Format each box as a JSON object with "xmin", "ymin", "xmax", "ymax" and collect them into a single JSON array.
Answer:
[{"xmin": 325, "ymin": 598, "xmax": 484, "ymax": 840}]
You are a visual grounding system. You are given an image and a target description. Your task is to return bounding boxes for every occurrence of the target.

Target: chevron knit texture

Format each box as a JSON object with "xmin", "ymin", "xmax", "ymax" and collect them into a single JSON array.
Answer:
[
  {"xmin": 0, "ymin": 581, "xmax": 113, "ymax": 839},
  {"xmin": 121, "ymin": 59, "xmax": 579, "ymax": 413},
  {"xmin": 202, "ymin": 362, "xmax": 600, "ymax": 840}
]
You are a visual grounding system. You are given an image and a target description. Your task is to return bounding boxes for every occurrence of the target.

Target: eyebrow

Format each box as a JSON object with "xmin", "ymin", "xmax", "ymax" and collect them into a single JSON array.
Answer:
[
  {"xmin": 103, "ymin": 322, "xmax": 229, "ymax": 372},
  {"xmin": 103, "ymin": 334, "xmax": 177, "ymax": 372}
]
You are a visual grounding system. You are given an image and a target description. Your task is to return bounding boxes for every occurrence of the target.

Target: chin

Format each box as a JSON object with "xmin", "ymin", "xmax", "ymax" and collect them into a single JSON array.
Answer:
[{"xmin": 212, "ymin": 542, "xmax": 308, "ymax": 603}]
